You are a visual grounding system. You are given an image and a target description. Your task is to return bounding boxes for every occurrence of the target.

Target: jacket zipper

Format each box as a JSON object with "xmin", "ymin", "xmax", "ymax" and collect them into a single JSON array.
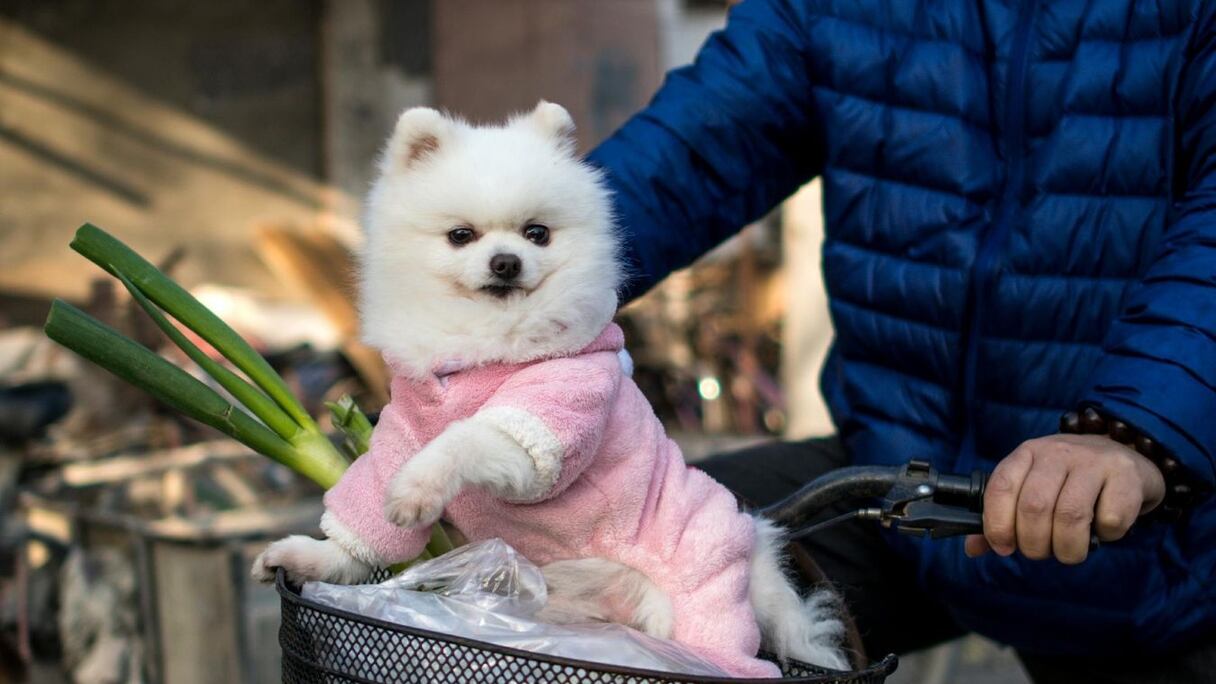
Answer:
[{"xmin": 959, "ymin": 0, "xmax": 1037, "ymax": 467}]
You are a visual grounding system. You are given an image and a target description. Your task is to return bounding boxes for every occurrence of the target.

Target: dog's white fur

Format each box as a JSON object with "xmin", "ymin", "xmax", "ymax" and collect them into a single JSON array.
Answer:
[
  {"xmin": 359, "ymin": 101, "xmax": 621, "ymax": 378},
  {"xmin": 252, "ymin": 102, "xmax": 847, "ymax": 670},
  {"xmin": 538, "ymin": 557, "xmax": 676, "ymax": 638},
  {"xmin": 749, "ymin": 519, "xmax": 848, "ymax": 669}
]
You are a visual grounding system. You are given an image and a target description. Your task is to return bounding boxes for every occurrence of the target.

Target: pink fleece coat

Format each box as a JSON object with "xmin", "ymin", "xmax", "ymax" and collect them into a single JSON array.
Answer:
[{"xmin": 323, "ymin": 324, "xmax": 779, "ymax": 678}]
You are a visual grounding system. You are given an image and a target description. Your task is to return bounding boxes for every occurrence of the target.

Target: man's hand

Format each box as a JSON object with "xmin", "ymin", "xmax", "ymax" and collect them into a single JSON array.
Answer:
[{"xmin": 964, "ymin": 434, "xmax": 1166, "ymax": 564}]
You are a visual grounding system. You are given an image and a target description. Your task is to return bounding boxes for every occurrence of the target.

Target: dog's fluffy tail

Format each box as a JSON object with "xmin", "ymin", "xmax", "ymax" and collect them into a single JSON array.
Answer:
[{"xmin": 749, "ymin": 517, "xmax": 849, "ymax": 670}]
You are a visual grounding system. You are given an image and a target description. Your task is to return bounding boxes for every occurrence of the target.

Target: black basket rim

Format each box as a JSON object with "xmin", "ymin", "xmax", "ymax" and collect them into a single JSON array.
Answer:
[{"xmin": 276, "ymin": 568, "xmax": 898, "ymax": 683}]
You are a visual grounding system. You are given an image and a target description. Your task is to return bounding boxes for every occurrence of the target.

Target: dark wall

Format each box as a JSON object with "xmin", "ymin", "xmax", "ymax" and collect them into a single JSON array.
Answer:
[{"xmin": 1, "ymin": 0, "xmax": 324, "ymax": 178}]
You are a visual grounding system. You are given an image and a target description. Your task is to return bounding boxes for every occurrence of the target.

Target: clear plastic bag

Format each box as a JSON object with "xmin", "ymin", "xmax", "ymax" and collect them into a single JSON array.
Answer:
[{"xmin": 302, "ymin": 539, "xmax": 727, "ymax": 677}]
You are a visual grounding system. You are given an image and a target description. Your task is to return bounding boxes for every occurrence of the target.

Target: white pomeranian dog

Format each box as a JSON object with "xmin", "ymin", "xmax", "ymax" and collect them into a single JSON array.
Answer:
[{"xmin": 252, "ymin": 102, "xmax": 847, "ymax": 675}]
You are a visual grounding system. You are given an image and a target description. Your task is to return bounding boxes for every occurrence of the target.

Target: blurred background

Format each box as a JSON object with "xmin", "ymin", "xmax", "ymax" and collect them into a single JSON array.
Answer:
[{"xmin": 0, "ymin": 1, "xmax": 1025, "ymax": 682}]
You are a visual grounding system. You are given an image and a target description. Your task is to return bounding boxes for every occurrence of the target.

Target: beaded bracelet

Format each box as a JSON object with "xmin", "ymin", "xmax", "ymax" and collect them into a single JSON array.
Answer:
[{"xmin": 1059, "ymin": 406, "xmax": 1209, "ymax": 519}]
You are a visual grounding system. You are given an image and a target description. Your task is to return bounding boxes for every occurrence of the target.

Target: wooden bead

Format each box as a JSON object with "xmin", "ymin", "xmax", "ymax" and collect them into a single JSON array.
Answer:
[
  {"xmin": 1135, "ymin": 435, "xmax": 1156, "ymax": 456},
  {"xmin": 1057, "ymin": 410, "xmax": 1200, "ymax": 515},
  {"xmin": 1060, "ymin": 411, "xmax": 1081, "ymax": 433},
  {"xmin": 1080, "ymin": 407, "xmax": 1107, "ymax": 433},
  {"xmin": 1109, "ymin": 420, "xmax": 1132, "ymax": 443}
]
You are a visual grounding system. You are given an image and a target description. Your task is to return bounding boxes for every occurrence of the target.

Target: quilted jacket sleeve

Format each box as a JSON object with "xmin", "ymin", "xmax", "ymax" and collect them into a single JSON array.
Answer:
[
  {"xmin": 1079, "ymin": 7, "xmax": 1216, "ymax": 489},
  {"xmin": 586, "ymin": 0, "xmax": 824, "ymax": 301}
]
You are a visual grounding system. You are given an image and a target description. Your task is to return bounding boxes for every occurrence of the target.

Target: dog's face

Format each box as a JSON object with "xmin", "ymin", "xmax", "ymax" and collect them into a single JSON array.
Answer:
[{"xmin": 360, "ymin": 102, "xmax": 621, "ymax": 375}]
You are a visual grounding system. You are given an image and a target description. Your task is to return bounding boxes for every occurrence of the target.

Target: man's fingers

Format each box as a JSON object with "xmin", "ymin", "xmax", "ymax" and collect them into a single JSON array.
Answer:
[
  {"xmin": 974, "ymin": 435, "xmax": 1160, "ymax": 565},
  {"xmin": 983, "ymin": 448, "xmax": 1033, "ymax": 556},
  {"xmin": 964, "ymin": 534, "xmax": 991, "ymax": 558},
  {"xmin": 1095, "ymin": 470, "xmax": 1142, "ymax": 541},
  {"xmin": 1015, "ymin": 458, "xmax": 1068, "ymax": 560},
  {"xmin": 1051, "ymin": 471, "xmax": 1103, "ymax": 564}
]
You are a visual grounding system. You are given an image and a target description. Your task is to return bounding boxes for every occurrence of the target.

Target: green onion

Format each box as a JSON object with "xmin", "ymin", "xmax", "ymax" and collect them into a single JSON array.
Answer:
[
  {"xmin": 326, "ymin": 395, "xmax": 374, "ymax": 460},
  {"xmin": 70, "ymin": 223, "xmax": 316, "ymax": 431},
  {"xmin": 116, "ymin": 271, "xmax": 301, "ymax": 442},
  {"xmin": 44, "ymin": 301, "xmax": 339, "ymax": 482}
]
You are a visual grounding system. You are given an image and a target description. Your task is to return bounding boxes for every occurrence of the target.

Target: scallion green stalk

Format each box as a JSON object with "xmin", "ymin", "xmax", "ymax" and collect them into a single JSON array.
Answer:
[{"xmin": 70, "ymin": 223, "xmax": 316, "ymax": 431}]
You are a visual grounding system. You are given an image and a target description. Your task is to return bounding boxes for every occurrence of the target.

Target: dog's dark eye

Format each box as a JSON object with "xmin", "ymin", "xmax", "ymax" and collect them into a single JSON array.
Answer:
[
  {"xmin": 447, "ymin": 227, "xmax": 476, "ymax": 246},
  {"xmin": 523, "ymin": 224, "xmax": 550, "ymax": 246}
]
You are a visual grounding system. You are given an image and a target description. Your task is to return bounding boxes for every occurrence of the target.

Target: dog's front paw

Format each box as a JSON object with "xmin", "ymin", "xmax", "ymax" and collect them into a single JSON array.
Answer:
[
  {"xmin": 251, "ymin": 548, "xmax": 279, "ymax": 583},
  {"xmin": 251, "ymin": 535, "xmax": 368, "ymax": 585},
  {"xmin": 385, "ymin": 444, "xmax": 460, "ymax": 528},
  {"xmin": 384, "ymin": 482, "xmax": 447, "ymax": 528}
]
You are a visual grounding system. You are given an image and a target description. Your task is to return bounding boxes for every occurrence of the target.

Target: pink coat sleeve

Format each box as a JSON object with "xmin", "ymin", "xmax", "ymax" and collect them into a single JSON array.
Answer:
[
  {"xmin": 477, "ymin": 352, "xmax": 622, "ymax": 502},
  {"xmin": 321, "ymin": 401, "xmax": 431, "ymax": 567}
]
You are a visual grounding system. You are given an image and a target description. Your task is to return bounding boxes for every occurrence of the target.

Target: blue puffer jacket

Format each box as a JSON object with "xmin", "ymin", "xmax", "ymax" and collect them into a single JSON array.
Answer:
[{"xmin": 588, "ymin": 0, "xmax": 1216, "ymax": 657}]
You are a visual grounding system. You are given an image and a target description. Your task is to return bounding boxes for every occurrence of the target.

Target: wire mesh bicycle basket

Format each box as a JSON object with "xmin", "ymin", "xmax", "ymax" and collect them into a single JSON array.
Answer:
[{"xmin": 276, "ymin": 569, "xmax": 898, "ymax": 684}]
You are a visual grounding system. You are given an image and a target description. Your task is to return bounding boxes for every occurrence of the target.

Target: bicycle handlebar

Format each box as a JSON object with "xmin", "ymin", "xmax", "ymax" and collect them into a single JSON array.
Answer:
[
  {"xmin": 759, "ymin": 466, "xmax": 901, "ymax": 528},
  {"xmin": 759, "ymin": 459, "xmax": 1098, "ymax": 549}
]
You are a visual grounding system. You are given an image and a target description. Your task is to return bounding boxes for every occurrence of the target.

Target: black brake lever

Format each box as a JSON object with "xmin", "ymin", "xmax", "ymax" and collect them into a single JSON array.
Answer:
[
  {"xmin": 874, "ymin": 459, "xmax": 985, "ymax": 539},
  {"xmin": 888, "ymin": 500, "xmax": 984, "ymax": 538}
]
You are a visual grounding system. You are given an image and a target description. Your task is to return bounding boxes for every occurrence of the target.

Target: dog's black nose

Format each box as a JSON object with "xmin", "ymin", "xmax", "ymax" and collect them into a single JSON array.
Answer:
[{"xmin": 489, "ymin": 253, "xmax": 521, "ymax": 280}]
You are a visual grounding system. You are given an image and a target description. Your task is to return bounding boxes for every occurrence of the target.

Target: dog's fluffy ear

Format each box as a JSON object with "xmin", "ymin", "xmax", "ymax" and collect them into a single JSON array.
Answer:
[
  {"xmin": 530, "ymin": 100, "xmax": 576, "ymax": 148},
  {"xmin": 383, "ymin": 107, "xmax": 449, "ymax": 171}
]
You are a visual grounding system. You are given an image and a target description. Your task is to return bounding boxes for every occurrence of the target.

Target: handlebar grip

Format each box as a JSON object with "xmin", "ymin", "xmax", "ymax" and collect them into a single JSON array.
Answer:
[{"xmin": 934, "ymin": 469, "xmax": 987, "ymax": 510}]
